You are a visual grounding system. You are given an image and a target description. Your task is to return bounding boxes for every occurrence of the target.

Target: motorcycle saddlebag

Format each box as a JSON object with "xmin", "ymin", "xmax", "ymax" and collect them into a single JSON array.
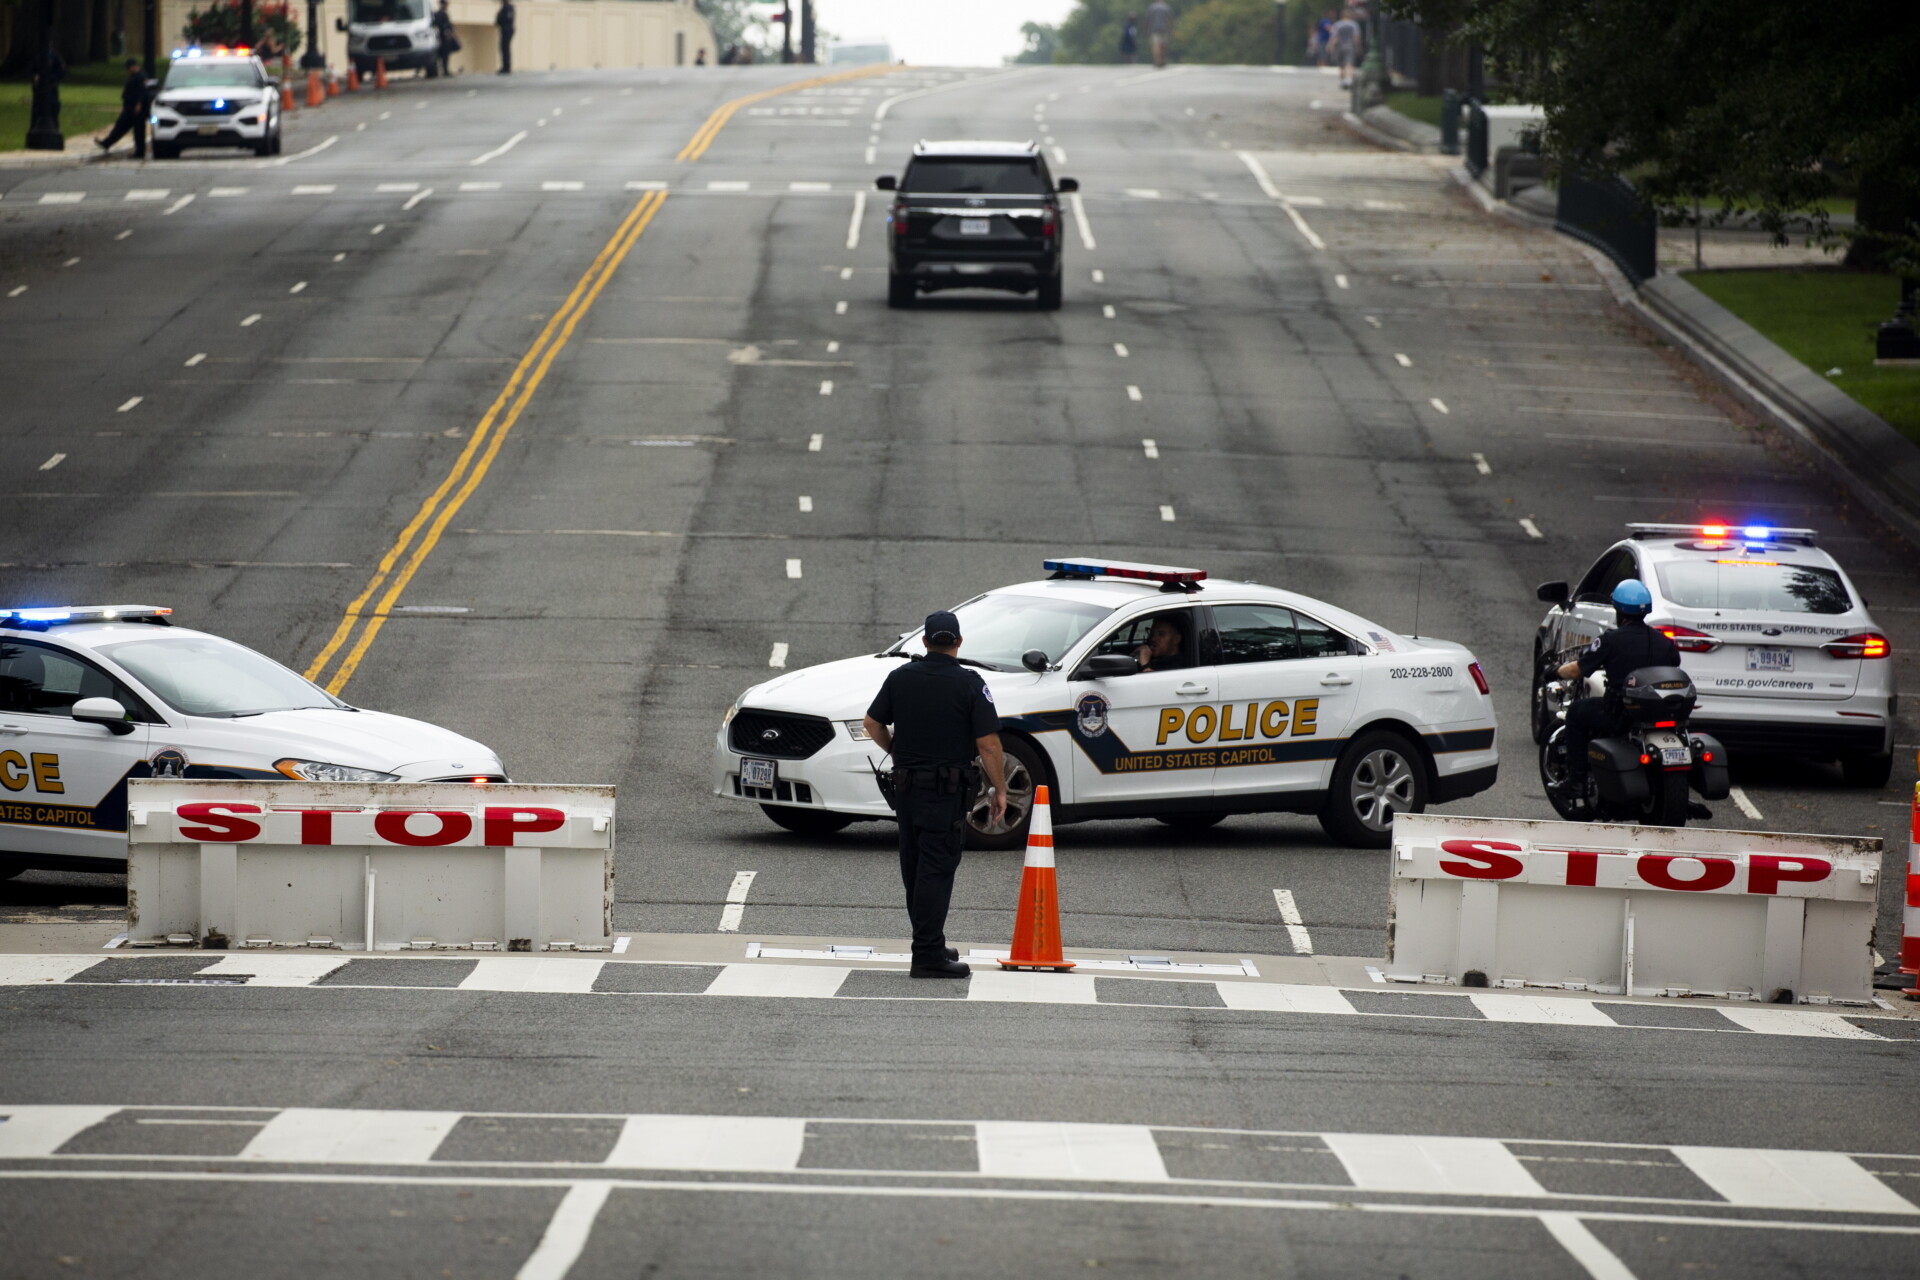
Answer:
[
  {"xmin": 1689, "ymin": 732, "xmax": 1731, "ymax": 801},
  {"xmin": 1587, "ymin": 737, "xmax": 1651, "ymax": 807}
]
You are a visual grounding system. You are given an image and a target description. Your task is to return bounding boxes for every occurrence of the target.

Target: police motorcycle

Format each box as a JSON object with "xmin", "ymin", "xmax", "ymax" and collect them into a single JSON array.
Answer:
[{"xmin": 1538, "ymin": 664, "xmax": 1731, "ymax": 827}]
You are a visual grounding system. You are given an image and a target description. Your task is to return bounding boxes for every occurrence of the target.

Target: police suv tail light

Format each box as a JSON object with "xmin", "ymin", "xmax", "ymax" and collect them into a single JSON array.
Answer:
[
  {"xmin": 892, "ymin": 201, "xmax": 908, "ymax": 235},
  {"xmin": 274, "ymin": 759, "xmax": 401, "ymax": 783},
  {"xmin": 1656, "ymin": 623, "xmax": 1721, "ymax": 653},
  {"xmin": 1468, "ymin": 662, "xmax": 1489, "ymax": 695},
  {"xmin": 1822, "ymin": 632, "xmax": 1890, "ymax": 660},
  {"xmin": 1041, "ymin": 207, "xmax": 1058, "ymax": 238}
]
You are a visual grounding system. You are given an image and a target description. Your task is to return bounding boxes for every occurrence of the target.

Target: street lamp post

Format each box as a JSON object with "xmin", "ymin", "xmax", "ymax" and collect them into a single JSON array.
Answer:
[
  {"xmin": 1275, "ymin": 0, "xmax": 1287, "ymax": 66},
  {"xmin": 302, "ymin": 0, "xmax": 326, "ymax": 67},
  {"xmin": 241, "ymin": 0, "xmax": 255, "ymax": 47},
  {"xmin": 25, "ymin": 0, "xmax": 65, "ymax": 152}
]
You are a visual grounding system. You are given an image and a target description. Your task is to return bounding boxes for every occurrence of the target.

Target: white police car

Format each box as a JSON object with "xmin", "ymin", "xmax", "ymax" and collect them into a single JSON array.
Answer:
[
  {"xmin": 149, "ymin": 46, "xmax": 283, "ymax": 159},
  {"xmin": 714, "ymin": 559, "xmax": 1499, "ymax": 849},
  {"xmin": 0, "ymin": 606, "xmax": 506, "ymax": 875},
  {"xmin": 1531, "ymin": 523, "xmax": 1897, "ymax": 786}
]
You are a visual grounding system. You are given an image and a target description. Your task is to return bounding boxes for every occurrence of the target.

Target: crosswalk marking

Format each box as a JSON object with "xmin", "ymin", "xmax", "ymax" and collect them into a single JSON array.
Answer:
[
  {"xmin": 0, "ymin": 1106, "xmax": 120, "ymax": 1157},
  {"xmin": 1324, "ymin": 1133, "xmax": 1546, "ymax": 1198},
  {"xmin": 198, "ymin": 955, "xmax": 346, "ymax": 987},
  {"xmin": 459, "ymin": 957, "xmax": 606, "ymax": 993},
  {"xmin": 1718, "ymin": 1009, "xmax": 1882, "ymax": 1039},
  {"xmin": 966, "ymin": 970, "xmax": 1101, "ymax": 1004},
  {"xmin": 1215, "ymin": 982, "xmax": 1352, "ymax": 1015},
  {"xmin": 1672, "ymin": 1146, "xmax": 1920, "ymax": 1215},
  {"xmin": 975, "ymin": 1122, "xmax": 1169, "ymax": 1182},
  {"xmin": 605, "ymin": 1116, "xmax": 807, "ymax": 1172},
  {"xmin": 704, "ymin": 963, "xmax": 847, "ymax": 999},
  {"xmin": 1469, "ymin": 994, "xmax": 1617, "ymax": 1027},
  {"xmin": 239, "ymin": 1108, "xmax": 463, "ymax": 1164},
  {"xmin": 0, "ymin": 955, "xmax": 102, "ymax": 985}
]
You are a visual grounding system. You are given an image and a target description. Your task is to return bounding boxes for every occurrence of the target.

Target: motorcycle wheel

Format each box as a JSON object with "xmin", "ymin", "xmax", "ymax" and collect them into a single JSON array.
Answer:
[
  {"xmin": 1538, "ymin": 728, "xmax": 1596, "ymax": 821},
  {"xmin": 1646, "ymin": 770, "xmax": 1690, "ymax": 827}
]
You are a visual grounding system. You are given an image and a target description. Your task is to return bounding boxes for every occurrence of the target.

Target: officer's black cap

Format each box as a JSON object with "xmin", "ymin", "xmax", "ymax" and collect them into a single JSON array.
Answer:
[{"xmin": 923, "ymin": 610, "xmax": 962, "ymax": 643}]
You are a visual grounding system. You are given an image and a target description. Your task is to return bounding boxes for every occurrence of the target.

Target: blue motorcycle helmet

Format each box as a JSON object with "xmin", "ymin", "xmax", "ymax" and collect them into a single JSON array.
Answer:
[{"xmin": 1612, "ymin": 578, "xmax": 1653, "ymax": 619}]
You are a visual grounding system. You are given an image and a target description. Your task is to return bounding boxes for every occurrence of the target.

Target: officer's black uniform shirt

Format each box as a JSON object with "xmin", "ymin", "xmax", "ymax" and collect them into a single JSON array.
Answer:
[
  {"xmin": 1576, "ymin": 621, "xmax": 1681, "ymax": 689},
  {"xmin": 121, "ymin": 69, "xmax": 148, "ymax": 109},
  {"xmin": 866, "ymin": 653, "xmax": 998, "ymax": 768}
]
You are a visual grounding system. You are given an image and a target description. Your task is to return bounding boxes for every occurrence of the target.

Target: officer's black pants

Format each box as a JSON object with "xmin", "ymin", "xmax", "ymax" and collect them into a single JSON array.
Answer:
[
  {"xmin": 102, "ymin": 106, "xmax": 145, "ymax": 156},
  {"xmin": 896, "ymin": 779, "xmax": 967, "ymax": 963},
  {"xmin": 1564, "ymin": 699, "xmax": 1620, "ymax": 776},
  {"xmin": 498, "ymin": 33, "xmax": 513, "ymax": 71}
]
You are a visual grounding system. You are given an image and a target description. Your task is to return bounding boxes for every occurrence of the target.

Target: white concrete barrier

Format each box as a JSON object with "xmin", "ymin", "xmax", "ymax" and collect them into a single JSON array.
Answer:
[
  {"xmin": 1387, "ymin": 814, "xmax": 1880, "ymax": 1004},
  {"xmin": 126, "ymin": 780, "xmax": 613, "ymax": 952}
]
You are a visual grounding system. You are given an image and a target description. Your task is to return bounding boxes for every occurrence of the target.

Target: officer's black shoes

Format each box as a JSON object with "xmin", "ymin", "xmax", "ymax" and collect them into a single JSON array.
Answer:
[
  {"xmin": 910, "ymin": 958, "xmax": 971, "ymax": 979},
  {"xmin": 944, "ymin": 946, "xmax": 960, "ymax": 962}
]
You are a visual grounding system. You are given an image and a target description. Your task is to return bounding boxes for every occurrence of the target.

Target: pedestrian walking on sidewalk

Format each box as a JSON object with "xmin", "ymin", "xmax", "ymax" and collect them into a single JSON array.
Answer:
[
  {"xmin": 433, "ymin": 0, "xmax": 460, "ymax": 76},
  {"xmin": 95, "ymin": 59, "xmax": 151, "ymax": 159},
  {"xmin": 1331, "ymin": 8, "xmax": 1361, "ymax": 88},
  {"xmin": 1120, "ymin": 15, "xmax": 1139, "ymax": 64},
  {"xmin": 495, "ymin": 0, "xmax": 515, "ymax": 74},
  {"xmin": 862, "ymin": 610, "xmax": 1008, "ymax": 979},
  {"xmin": 1145, "ymin": 0, "xmax": 1174, "ymax": 69}
]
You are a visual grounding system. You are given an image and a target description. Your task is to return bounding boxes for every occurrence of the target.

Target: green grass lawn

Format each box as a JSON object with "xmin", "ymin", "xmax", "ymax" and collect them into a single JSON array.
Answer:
[
  {"xmin": 1385, "ymin": 92, "xmax": 1447, "ymax": 129},
  {"xmin": 0, "ymin": 80, "xmax": 126, "ymax": 152},
  {"xmin": 1687, "ymin": 269, "xmax": 1920, "ymax": 443}
]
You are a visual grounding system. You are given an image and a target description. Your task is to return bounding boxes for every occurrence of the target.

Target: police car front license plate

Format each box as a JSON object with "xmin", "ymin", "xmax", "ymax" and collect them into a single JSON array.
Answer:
[
  {"xmin": 741, "ymin": 758, "xmax": 777, "ymax": 787},
  {"xmin": 959, "ymin": 218, "xmax": 991, "ymax": 235},
  {"xmin": 1747, "ymin": 646, "xmax": 1793, "ymax": 672},
  {"xmin": 196, "ymin": 125, "xmax": 218, "ymax": 135}
]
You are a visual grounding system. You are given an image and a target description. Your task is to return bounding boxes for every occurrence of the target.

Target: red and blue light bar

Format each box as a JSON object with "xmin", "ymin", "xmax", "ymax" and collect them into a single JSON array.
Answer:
[
  {"xmin": 1626, "ymin": 522, "xmax": 1817, "ymax": 546},
  {"xmin": 1043, "ymin": 558, "xmax": 1207, "ymax": 588},
  {"xmin": 0, "ymin": 605, "xmax": 171, "ymax": 631}
]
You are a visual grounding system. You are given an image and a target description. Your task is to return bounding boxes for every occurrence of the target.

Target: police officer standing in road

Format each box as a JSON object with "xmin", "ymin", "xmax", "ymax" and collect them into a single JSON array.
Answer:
[
  {"xmin": 494, "ymin": 0, "xmax": 516, "ymax": 74},
  {"xmin": 1555, "ymin": 579, "xmax": 1681, "ymax": 786},
  {"xmin": 863, "ymin": 611, "xmax": 1007, "ymax": 979}
]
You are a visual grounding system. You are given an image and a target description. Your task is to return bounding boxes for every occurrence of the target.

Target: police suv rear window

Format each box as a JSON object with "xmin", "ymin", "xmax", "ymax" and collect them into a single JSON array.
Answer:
[
  {"xmin": 1655, "ymin": 561, "xmax": 1850, "ymax": 614},
  {"xmin": 902, "ymin": 160, "xmax": 1049, "ymax": 195}
]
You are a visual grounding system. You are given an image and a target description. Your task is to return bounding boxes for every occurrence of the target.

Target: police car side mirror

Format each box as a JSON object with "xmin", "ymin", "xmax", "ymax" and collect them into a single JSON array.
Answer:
[
  {"xmin": 1056, "ymin": 177, "xmax": 1079, "ymax": 193},
  {"xmin": 1536, "ymin": 581, "xmax": 1570, "ymax": 607},
  {"xmin": 874, "ymin": 175, "xmax": 896, "ymax": 191},
  {"xmin": 1074, "ymin": 654, "xmax": 1140, "ymax": 680},
  {"xmin": 72, "ymin": 696, "xmax": 135, "ymax": 736},
  {"xmin": 1021, "ymin": 649, "xmax": 1051, "ymax": 673}
]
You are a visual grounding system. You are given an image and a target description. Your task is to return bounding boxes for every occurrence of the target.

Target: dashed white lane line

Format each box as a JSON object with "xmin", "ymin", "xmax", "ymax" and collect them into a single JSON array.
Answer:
[
  {"xmin": 769, "ymin": 642, "xmax": 789, "ymax": 668},
  {"xmin": 1363, "ymin": 314, "xmax": 1381, "ymax": 328},
  {"xmin": 1126, "ymin": 385, "xmax": 1143, "ymax": 402},
  {"xmin": 846, "ymin": 189, "xmax": 866, "ymax": 250},
  {"xmin": 1393, "ymin": 353, "xmax": 1411, "ymax": 367},
  {"xmin": 626, "ymin": 180, "xmax": 669, "ymax": 191},
  {"xmin": 116, "ymin": 397, "xmax": 142, "ymax": 413},
  {"xmin": 825, "ymin": 340, "xmax": 840, "ymax": 353},
  {"xmin": 517, "ymin": 1181, "xmax": 614, "ymax": 1280},
  {"xmin": 208, "ymin": 186, "xmax": 248, "ymax": 197},
  {"xmin": 1539, "ymin": 1213, "xmax": 1637, "ymax": 1280},
  {"xmin": 184, "ymin": 352, "xmax": 206, "ymax": 367},
  {"xmin": 1142, "ymin": 438, "xmax": 1159, "ymax": 459},
  {"xmin": 819, "ymin": 380, "xmax": 834, "ymax": 396},
  {"xmin": 292, "ymin": 184, "xmax": 335, "ymax": 195},
  {"xmin": 1158, "ymin": 504, "xmax": 1176, "ymax": 522},
  {"xmin": 839, "ymin": 266, "xmax": 853, "ymax": 280},
  {"xmin": 707, "ymin": 180, "xmax": 749, "ymax": 191},
  {"xmin": 536, "ymin": 118, "xmax": 547, "ymax": 128},
  {"xmin": 786, "ymin": 558, "xmax": 803, "ymax": 579},
  {"xmin": 790, "ymin": 180, "xmax": 831, "ymax": 192},
  {"xmin": 1067, "ymin": 192, "xmax": 1096, "ymax": 250},
  {"xmin": 1113, "ymin": 342, "xmax": 1129, "ymax": 358},
  {"xmin": 1472, "ymin": 452, "xmax": 1491, "ymax": 475},
  {"xmin": 62, "ymin": 257, "xmax": 79, "ymax": 267},
  {"xmin": 863, "ymin": 145, "xmax": 875, "ymax": 165},
  {"xmin": 39, "ymin": 192, "xmax": 83, "ymax": 205},
  {"xmin": 289, "ymin": 281, "xmax": 307, "ymax": 294},
  {"xmin": 7, "ymin": 286, "xmax": 25, "ymax": 297},
  {"xmin": 162, "ymin": 194, "xmax": 194, "ymax": 215},
  {"xmin": 377, "ymin": 182, "xmax": 419, "ymax": 192},
  {"xmin": 380, "ymin": 111, "xmax": 392, "ymax": 120},
  {"xmin": 808, "ymin": 433, "xmax": 823, "ymax": 452},
  {"xmin": 1729, "ymin": 786, "xmax": 1763, "ymax": 821},
  {"xmin": 1125, "ymin": 188, "xmax": 1160, "ymax": 199},
  {"xmin": 835, "ymin": 300, "xmax": 848, "ymax": 315},
  {"xmin": 540, "ymin": 181, "xmax": 582, "ymax": 192},
  {"xmin": 114, "ymin": 230, "xmax": 130, "ymax": 240},
  {"xmin": 1091, "ymin": 269, "xmax": 1105, "ymax": 283},
  {"xmin": 1335, "ymin": 274, "xmax": 1349, "ymax": 288},
  {"xmin": 1519, "ymin": 517, "xmax": 1543, "ymax": 539},
  {"xmin": 402, "ymin": 188, "xmax": 434, "ymax": 209},
  {"xmin": 125, "ymin": 188, "xmax": 168, "ymax": 201},
  {"xmin": 1273, "ymin": 889, "xmax": 1313, "ymax": 954},
  {"xmin": 470, "ymin": 129, "xmax": 529, "ymax": 165},
  {"xmin": 240, "ymin": 314, "xmax": 261, "ymax": 327},
  {"xmin": 38, "ymin": 454, "xmax": 65, "ymax": 472},
  {"xmin": 798, "ymin": 495, "xmax": 813, "ymax": 512},
  {"xmin": 1429, "ymin": 397, "xmax": 1450, "ymax": 414},
  {"xmin": 1102, "ymin": 304, "xmax": 1115, "ymax": 319},
  {"xmin": 371, "ymin": 224, "xmax": 386, "ymax": 235},
  {"xmin": 332, "ymin": 252, "xmax": 346, "ymax": 262},
  {"xmin": 459, "ymin": 181, "xmax": 500, "ymax": 192}
]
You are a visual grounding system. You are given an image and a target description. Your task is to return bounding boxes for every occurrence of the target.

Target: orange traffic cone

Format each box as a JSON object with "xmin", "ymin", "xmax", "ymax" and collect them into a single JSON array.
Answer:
[
  {"xmin": 305, "ymin": 70, "xmax": 323, "ymax": 107},
  {"xmin": 283, "ymin": 78, "xmax": 297, "ymax": 111},
  {"xmin": 1000, "ymin": 786, "xmax": 1074, "ymax": 971},
  {"xmin": 375, "ymin": 57, "xmax": 388, "ymax": 89}
]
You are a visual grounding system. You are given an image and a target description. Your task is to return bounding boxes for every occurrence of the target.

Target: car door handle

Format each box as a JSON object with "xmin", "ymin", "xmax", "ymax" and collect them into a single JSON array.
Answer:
[
  {"xmin": 0, "ymin": 724, "xmax": 25, "ymax": 735},
  {"xmin": 1175, "ymin": 682, "xmax": 1210, "ymax": 696},
  {"xmin": 1319, "ymin": 674, "xmax": 1354, "ymax": 686}
]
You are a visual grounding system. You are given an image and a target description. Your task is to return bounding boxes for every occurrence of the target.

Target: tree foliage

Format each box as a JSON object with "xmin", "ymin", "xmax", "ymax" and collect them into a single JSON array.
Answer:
[
  {"xmin": 184, "ymin": 1, "xmax": 302, "ymax": 56},
  {"xmin": 1010, "ymin": 21, "xmax": 1058, "ymax": 65},
  {"xmin": 1054, "ymin": 0, "xmax": 1289, "ymax": 65},
  {"xmin": 1388, "ymin": 0, "xmax": 1920, "ymax": 270}
]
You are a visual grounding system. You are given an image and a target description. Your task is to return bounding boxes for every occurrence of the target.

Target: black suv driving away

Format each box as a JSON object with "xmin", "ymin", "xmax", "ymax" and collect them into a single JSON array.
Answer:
[{"xmin": 876, "ymin": 140, "xmax": 1078, "ymax": 310}]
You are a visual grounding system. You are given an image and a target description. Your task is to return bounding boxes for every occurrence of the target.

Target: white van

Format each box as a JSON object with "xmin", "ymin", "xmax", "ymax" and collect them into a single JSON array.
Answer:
[{"xmin": 339, "ymin": 0, "xmax": 441, "ymax": 77}]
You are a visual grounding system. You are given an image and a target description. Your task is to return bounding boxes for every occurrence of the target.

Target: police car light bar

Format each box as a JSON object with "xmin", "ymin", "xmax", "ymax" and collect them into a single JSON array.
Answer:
[
  {"xmin": 1625, "ymin": 522, "xmax": 1816, "ymax": 546},
  {"xmin": 0, "ymin": 605, "xmax": 172, "ymax": 631},
  {"xmin": 1043, "ymin": 558, "xmax": 1207, "ymax": 591}
]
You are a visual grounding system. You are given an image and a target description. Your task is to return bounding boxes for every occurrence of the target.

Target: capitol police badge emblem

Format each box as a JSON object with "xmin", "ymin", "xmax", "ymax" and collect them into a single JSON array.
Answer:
[
  {"xmin": 1075, "ymin": 692, "xmax": 1110, "ymax": 739},
  {"xmin": 149, "ymin": 748, "xmax": 189, "ymax": 779}
]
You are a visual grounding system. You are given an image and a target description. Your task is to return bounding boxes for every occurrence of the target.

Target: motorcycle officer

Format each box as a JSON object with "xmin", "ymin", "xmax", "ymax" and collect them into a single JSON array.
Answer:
[{"xmin": 1554, "ymin": 579, "xmax": 1680, "ymax": 786}]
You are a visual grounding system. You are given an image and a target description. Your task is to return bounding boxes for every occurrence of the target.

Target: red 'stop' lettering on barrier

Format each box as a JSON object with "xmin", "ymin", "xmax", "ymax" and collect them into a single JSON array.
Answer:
[
  {"xmin": 170, "ymin": 804, "xmax": 579, "ymax": 848},
  {"xmin": 1434, "ymin": 838, "xmax": 1835, "ymax": 897}
]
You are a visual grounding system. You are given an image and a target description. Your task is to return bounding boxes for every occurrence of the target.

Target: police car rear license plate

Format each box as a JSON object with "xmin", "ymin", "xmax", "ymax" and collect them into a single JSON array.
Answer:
[
  {"xmin": 1747, "ymin": 646, "xmax": 1793, "ymax": 672},
  {"xmin": 960, "ymin": 218, "xmax": 991, "ymax": 235},
  {"xmin": 1661, "ymin": 746, "xmax": 1691, "ymax": 767},
  {"xmin": 742, "ymin": 758, "xmax": 776, "ymax": 787}
]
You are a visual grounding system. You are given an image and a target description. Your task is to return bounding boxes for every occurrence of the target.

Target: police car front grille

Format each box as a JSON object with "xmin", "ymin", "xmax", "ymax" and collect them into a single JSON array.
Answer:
[
  {"xmin": 730, "ymin": 710, "xmax": 834, "ymax": 759},
  {"xmin": 171, "ymin": 101, "xmax": 244, "ymax": 116}
]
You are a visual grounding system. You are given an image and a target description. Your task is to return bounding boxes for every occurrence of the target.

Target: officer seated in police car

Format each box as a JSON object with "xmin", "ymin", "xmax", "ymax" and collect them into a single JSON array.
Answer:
[
  {"xmin": 1133, "ymin": 614, "xmax": 1192, "ymax": 673},
  {"xmin": 1554, "ymin": 578, "xmax": 1681, "ymax": 786}
]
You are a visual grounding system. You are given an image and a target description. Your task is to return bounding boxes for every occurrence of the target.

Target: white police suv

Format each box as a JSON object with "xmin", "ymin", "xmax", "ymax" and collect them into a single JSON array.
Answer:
[
  {"xmin": 0, "ymin": 606, "xmax": 506, "ymax": 875},
  {"xmin": 149, "ymin": 46, "xmax": 283, "ymax": 159},
  {"xmin": 1531, "ymin": 524, "xmax": 1897, "ymax": 786},
  {"xmin": 715, "ymin": 559, "xmax": 1499, "ymax": 849}
]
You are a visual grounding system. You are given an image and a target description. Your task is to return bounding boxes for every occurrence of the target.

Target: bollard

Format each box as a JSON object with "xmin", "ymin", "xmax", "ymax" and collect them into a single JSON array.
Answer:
[
  {"xmin": 375, "ymin": 57, "xmax": 388, "ymax": 90},
  {"xmin": 1903, "ymin": 779, "xmax": 1919, "ymax": 999},
  {"xmin": 1439, "ymin": 88, "xmax": 1461, "ymax": 156},
  {"xmin": 306, "ymin": 69, "xmax": 323, "ymax": 107}
]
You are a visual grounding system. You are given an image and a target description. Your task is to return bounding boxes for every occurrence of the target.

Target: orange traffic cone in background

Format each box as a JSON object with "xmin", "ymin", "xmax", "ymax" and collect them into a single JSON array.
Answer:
[
  {"xmin": 283, "ymin": 78, "xmax": 297, "ymax": 111},
  {"xmin": 374, "ymin": 57, "xmax": 388, "ymax": 89},
  {"xmin": 1000, "ymin": 786, "xmax": 1074, "ymax": 972},
  {"xmin": 305, "ymin": 70, "xmax": 322, "ymax": 107}
]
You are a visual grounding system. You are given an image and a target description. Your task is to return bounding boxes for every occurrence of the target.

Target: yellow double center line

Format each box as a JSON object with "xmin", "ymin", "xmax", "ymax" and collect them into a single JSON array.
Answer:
[{"xmin": 306, "ymin": 64, "xmax": 896, "ymax": 694}]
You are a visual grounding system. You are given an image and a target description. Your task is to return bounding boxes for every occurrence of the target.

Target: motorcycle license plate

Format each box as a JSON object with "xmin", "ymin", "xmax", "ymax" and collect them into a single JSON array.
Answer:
[
  {"xmin": 1661, "ymin": 746, "xmax": 1691, "ymax": 767},
  {"xmin": 741, "ymin": 758, "xmax": 776, "ymax": 788},
  {"xmin": 1747, "ymin": 646, "xmax": 1793, "ymax": 672},
  {"xmin": 959, "ymin": 218, "xmax": 991, "ymax": 235}
]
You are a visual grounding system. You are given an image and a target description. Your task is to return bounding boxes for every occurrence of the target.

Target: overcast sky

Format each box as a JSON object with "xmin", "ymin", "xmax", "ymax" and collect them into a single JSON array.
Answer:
[{"xmin": 816, "ymin": 1, "xmax": 1080, "ymax": 67}]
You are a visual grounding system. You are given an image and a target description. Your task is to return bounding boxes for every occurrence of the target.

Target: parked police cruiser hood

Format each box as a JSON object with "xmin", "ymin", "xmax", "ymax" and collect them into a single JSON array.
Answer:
[
  {"xmin": 221, "ymin": 706, "xmax": 501, "ymax": 780},
  {"xmin": 730, "ymin": 653, "xmax": 1029, "ymax": 724}
]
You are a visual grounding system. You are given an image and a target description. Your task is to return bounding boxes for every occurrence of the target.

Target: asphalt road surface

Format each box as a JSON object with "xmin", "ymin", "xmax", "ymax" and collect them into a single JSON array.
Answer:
[{"xmin": 3, "ymin": 62, "xmax": 1918, "ymax": 1278}]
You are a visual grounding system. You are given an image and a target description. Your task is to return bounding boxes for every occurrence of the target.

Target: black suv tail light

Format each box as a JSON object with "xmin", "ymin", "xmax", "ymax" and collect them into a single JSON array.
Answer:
[{"xmin": 891, "ymin": 201, "xmax": 908, "ymax": 235}]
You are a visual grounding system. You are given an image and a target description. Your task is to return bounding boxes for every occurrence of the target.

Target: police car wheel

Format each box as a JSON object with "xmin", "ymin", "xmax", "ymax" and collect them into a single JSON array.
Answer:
[
  {"xmin": 1319, "ymin": 730, "xmax": 1427, "ymax": 849},
  {"xmin": 964, "ymin": 735, "xmax": 1044, "ymax": 851},
  {"xmin": 1153, "ymin": 812, "xmax": 1226, "ymax": 831},
  {"xmin": 760, "ymin": 804, "xmax": 855, "ymax": 837}
]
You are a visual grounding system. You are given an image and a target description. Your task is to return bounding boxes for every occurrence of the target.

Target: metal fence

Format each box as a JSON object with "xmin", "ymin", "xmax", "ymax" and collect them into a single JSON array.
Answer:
[{"xmin": 1555, "ymin": 172, "xmax": 1658, "ymax": 284}]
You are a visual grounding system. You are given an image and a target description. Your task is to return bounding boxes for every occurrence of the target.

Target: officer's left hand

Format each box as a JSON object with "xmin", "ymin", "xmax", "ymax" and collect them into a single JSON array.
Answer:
[{"xmin": 990, "ymin": 790, "xmax": 1007, "ymax": 826}]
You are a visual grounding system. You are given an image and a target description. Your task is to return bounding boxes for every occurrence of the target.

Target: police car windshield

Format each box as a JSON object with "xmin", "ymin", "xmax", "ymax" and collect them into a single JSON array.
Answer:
[
  {"xmin": 1655, "ymin": 561, "xmax": 1852, "ymax": 614},
  {"xmin": 898, "ymin": 594, "xmax": 1112, "ymax": 670},
  {"xmin": 165, "ymin": 63, "xmax": 262, "ymax": 88},
  {"xmin": 95, "ymin": 635, "xmax": 340, "ymax": 717},
  {"xmin": 902, "ymin": 159, "xmax": 1049, "ymax": 195}
]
